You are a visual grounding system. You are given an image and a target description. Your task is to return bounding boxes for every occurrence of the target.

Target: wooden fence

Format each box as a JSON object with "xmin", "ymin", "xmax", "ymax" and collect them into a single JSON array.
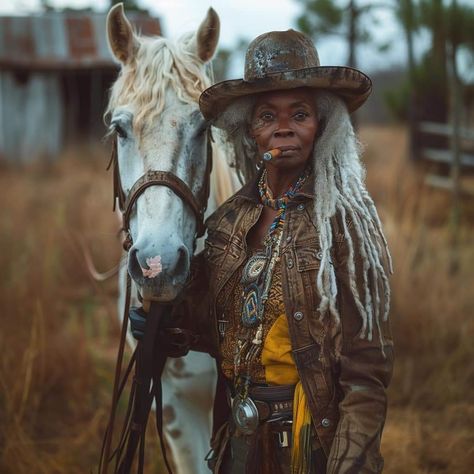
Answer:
[{"xmin": 417, "ymin": 121, "xmax": 474, "ymax": 196}]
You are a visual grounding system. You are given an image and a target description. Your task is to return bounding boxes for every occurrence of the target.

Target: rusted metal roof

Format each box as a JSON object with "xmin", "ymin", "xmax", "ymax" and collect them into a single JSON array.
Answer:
[{"xmin": 0, "ymin": 12, "xmax": 161, "ymax": 70}]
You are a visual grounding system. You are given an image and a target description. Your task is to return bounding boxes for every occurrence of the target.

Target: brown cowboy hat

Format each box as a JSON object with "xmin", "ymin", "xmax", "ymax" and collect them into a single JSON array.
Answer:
[{"xmin": 199, "ymin": 29, "xmax": 372, "ymax": 121}]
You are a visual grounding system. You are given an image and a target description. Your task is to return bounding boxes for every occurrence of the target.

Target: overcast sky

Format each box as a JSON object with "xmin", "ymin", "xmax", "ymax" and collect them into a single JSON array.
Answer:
[{"xmin": 1, "ymin": 0, "xmax": 413, "ymax": 72}]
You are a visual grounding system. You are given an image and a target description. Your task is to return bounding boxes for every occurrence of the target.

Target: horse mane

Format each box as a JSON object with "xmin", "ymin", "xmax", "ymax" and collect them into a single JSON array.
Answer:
[{"xmin": 105, "ymin": 32, "xmax": 213, "ymax": 134}]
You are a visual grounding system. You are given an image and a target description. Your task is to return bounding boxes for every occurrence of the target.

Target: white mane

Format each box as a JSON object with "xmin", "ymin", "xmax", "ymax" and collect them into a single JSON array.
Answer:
[{"xmin": 105, "ymin": 32, "xmax": 213, "ymax": 134}]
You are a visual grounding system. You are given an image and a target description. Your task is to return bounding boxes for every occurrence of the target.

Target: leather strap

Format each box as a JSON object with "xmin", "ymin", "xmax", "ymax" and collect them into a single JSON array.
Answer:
[
  {"xmin": 253, "ymin": 399, "xmax": 293, "ymax": 422},
  {"xmin": 249, "ymin": 384, "xmax": 296, "ymax": 402},
  {"xmin": 122, "ymin": 170, "xmax": 205, "ymax": 237},
  {"xmin": 99, "ymin": 272, "xmax": 132, "ymax": 474},
  {"xmin": 117, "ymin": 302, "xmax": 173, "ymax": 474},
  {"xmin": 249, "ymin": 385, "xmax": 295, "ymax": 423}
]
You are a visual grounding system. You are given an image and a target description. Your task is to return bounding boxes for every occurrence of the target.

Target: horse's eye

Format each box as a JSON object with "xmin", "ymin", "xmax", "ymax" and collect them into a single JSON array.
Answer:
[
  {"xmin": 110, "ymin": 121, "xmax": 127, "ymax": 139},
  {"xmin": 114, "ymin": 123, "xmax": 128, "ymax": 139}
]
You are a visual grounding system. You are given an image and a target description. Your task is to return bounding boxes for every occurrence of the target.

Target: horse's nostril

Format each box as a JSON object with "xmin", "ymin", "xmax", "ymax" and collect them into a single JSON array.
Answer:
[
  {"xmin": 128, "ymin": 247, "xmax": 142, "ymax": 279},
  {"xmin": 175, "ymin": 246, "xmax": 189, "ymax": 276}
]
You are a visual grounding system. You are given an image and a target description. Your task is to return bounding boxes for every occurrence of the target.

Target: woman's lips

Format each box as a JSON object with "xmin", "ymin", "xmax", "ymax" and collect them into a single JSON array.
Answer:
[
  {"xmin": 275, "ymin": 145, "xmax": 298, "ymax": 152},
  {"xmin": 276, "ymin": 146, "xmax": 299, "ymax": 156}
]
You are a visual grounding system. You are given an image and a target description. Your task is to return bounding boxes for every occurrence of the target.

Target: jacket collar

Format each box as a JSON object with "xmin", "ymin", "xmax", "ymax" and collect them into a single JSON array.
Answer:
[{"xmin": 233, "ymin": 169, "xmax": 315, "ymax": 204}]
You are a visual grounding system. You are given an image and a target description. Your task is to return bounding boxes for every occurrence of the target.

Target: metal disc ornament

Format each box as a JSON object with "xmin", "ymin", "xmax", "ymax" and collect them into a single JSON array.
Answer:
[
  {"xmin": 241, "ymin": 254, "xmax": 267, "ymax": 286},
  {"xmin": 232, "ymin": 396, "xmax": 259, "ymax": 435}
]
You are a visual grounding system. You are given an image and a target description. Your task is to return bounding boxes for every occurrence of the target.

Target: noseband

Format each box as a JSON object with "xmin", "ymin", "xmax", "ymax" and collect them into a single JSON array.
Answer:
[{"xmin": 107, "ymin": 129, "xmax": 213, "ymax": 250}]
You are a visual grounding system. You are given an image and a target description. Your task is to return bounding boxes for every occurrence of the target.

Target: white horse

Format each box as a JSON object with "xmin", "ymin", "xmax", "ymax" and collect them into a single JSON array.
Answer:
[{"xmin": 106, "ymin": 5, "xmax": 239, "ymax": 473}]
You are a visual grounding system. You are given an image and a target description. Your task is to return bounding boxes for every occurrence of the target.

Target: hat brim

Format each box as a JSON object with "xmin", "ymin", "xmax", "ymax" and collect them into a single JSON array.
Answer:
[{"xmin": 199, "ymin": 66, "xmax": 372, "ymax": 121}]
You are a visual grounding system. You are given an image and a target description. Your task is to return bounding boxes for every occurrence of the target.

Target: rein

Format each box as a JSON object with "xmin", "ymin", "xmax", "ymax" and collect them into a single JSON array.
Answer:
[{"xmin": 99, "ymin": 129, "xmax": 213, "ymax": 474}]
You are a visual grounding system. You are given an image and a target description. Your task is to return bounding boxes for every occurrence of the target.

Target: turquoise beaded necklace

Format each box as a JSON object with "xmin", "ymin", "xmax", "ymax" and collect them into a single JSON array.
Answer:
[{"xmin": 257, "ymin": 167, "xmax": 311, "ymax": 245}]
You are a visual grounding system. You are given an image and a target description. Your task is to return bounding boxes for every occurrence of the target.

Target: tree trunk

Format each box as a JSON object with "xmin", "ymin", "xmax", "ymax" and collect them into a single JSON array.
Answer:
[
  {"xmin": 347, "ymin": 0, "xmax": 357, "ymax": 68},
  {"xmin": 348, "ymin": 0, "xmax": 358, "ymax": 128},
  {"xmin": 400, "ymin": 0, "xmax": 417, "ymax": 160},
  {"xmin": 448, "ymin": 0, "xmax": 462, "ymax": 274}
]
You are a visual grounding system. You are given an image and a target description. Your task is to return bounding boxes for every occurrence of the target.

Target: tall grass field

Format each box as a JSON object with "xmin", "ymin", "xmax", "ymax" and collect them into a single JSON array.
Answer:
[{"xmin": 0, "ymin": 126, "xmax": 473, "ymax": 473}]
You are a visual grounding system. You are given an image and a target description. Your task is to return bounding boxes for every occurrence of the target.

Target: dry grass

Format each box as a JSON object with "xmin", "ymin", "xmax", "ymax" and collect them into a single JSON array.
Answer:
[
  {"xmin": 361, "ymin": 126, "xmax": 474, "ymax": 473},
  {"xmin": 0, "ymin": 148, "xmax": 162, "ymax": 473},
  {"xmin": 0, "ymin": 127, "xmax": 472, "ymax": 472}
]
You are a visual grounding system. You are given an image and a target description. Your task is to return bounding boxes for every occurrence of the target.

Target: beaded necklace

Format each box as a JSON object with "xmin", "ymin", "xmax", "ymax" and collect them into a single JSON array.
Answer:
[
  {"xmin": 233, "ymin": 167, "xmax": 310, "ymax": 402},
  {"xmin": 258, "ymin": 168, "xmax": 310, "ymax": 246}
]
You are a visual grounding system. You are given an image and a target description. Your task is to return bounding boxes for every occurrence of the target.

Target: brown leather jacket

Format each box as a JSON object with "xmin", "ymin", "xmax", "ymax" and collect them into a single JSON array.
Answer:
[{"xmin": 181, "ymin": 174, "xmax": 394, "ymax": 473}]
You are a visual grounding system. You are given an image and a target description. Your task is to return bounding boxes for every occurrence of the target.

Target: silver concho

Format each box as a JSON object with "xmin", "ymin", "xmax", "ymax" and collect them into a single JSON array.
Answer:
[
  {"xmin": 232, "ymin": 397, "xmax": 259, "ymax": 435},
  {"xmin": 241, "ymin": 254, "xmax": 267, "ymax": 286}
]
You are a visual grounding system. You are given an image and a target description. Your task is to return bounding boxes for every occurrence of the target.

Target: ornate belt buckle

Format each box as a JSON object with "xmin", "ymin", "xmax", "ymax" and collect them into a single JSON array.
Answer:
[{"xmin": 232, "ymin": 396, "xmax": 259, "ymax": 435}]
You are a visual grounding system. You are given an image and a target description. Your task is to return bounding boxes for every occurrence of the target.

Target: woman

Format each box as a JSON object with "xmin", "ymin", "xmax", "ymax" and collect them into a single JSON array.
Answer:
[{"xmin": 179, "ymin": 29, "xmax": 393, "ymax": 474}]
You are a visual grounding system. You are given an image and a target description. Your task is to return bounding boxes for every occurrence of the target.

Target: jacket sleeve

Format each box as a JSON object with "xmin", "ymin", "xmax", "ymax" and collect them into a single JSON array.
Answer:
[
  {"xmin": 171, "ymin": 251, "xmax": 216, "ymax": 356},
  {"xmin": 327, "ymin": 223, "xmax": 394, "ymax": 474}
]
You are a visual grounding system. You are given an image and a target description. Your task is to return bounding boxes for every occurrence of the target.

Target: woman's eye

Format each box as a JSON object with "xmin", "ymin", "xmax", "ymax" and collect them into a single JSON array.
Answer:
[
  {"xmin": 294, "ymin": 111, "xmax": 310, "ymax": 120},
  {"xmin": 260, "ymin": 112, "xmax": 274, "ymax": 121}
]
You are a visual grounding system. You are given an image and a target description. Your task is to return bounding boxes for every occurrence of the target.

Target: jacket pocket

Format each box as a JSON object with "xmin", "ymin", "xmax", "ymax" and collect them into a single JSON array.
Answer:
[
  {"xmin": 292, "ymin": 343, "xmax": 333, "ymax": 408},
  {"xmin": 294, "ymin": 238, "xmax": 321, "ymax": 272}
]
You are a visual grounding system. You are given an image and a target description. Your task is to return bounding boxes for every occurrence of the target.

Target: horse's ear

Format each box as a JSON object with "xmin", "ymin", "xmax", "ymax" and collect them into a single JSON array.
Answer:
[
  {"xmin": 107, "ymin": 3, "xmax": 139, "ymax": 64},
  {"xmin": 192, "ymin": 7, "xmax": 220, "ymax": 63}
]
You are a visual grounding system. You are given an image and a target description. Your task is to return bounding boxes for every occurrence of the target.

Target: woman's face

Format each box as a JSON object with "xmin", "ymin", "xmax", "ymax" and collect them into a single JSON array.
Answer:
[{"xmin": 250, "ymin": 88, "xmax": 319, "ymax": 172}]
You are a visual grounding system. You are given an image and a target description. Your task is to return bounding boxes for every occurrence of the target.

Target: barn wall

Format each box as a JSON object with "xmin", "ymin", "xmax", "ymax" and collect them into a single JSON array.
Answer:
[{"xmin": 0, "ymin": 71, "xmax": 63, "ymax": 163}]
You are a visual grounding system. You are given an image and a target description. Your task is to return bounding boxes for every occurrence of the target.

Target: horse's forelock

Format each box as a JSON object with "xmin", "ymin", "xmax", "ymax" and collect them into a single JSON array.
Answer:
[{"xmin": 105, "ymin": 33, "xmax": 213, "ymax": 136}]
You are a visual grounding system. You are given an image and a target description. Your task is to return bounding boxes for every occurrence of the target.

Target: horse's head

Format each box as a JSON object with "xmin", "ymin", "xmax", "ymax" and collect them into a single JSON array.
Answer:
[{"xmin": 106, "ymin": 4, "xmax": 219, "ymax": 302}]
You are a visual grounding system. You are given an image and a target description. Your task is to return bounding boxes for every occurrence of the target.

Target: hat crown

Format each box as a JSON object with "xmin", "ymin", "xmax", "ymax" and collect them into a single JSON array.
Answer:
[{"xmin": 244, "ymin": 30, "xmax": 320, "ymax": 81}]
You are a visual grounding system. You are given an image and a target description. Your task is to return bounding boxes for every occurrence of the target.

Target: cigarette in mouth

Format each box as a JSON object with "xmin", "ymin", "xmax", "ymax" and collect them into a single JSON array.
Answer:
[{"xmin": 262, "ymin": 148, "xmax": 282, "ymax": 161}]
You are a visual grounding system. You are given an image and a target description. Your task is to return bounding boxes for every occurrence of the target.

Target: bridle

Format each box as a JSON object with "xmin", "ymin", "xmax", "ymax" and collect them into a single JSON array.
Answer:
[
  {"xmin": 107, "ymin": 128, "xmax": 213, "ymax": 250},
  {"xmin": 100, "ymin": 126, "xmax": 214, "ymax": 474}
]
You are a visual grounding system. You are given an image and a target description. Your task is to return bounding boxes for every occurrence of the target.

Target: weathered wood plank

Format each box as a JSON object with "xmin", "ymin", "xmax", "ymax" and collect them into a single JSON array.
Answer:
[
  {"xmin": 422, "ymin": 148, "xmax": 474, "ymax": 167},
  {"xmin": 418, "ymin": 121, "xmax": 474, "ymax": 142},
  {"xmin": 0, "ymin": 71, "xmax": 63, "ymax": 163},
  {"xmin": 425, "ymin": 174, "xmax": 474, "ymax": 196}
]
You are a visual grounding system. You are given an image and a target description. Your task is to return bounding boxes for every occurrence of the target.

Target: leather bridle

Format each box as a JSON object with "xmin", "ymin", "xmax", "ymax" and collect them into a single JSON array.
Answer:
[{"xmin": 107, "ymin": 128, "xmax": 213, "ymax": 249}]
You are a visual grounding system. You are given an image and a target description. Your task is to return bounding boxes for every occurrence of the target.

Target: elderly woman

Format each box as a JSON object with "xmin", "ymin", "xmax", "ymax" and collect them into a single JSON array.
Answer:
[{"xmin": 177, "ymin": 30, "xmax": 394, "ymax": 474}]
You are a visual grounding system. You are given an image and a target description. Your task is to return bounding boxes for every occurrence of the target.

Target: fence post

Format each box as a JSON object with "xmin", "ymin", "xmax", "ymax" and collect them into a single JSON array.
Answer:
[{"xmin": 448, "ymin": 0, "xmax": 462, "ymax": 274}]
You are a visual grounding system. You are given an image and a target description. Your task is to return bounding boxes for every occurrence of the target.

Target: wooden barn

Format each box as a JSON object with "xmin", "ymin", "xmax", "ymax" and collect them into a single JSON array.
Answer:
[{"xmin": 0, "ymin": 11, "xmax": 161, "ymax": 164}]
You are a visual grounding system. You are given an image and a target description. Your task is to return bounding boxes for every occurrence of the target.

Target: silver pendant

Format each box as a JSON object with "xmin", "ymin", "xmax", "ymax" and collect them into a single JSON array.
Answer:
[
  {"xmin": 232, "ymin": 396, "xmax": 259, "ymax": 435},
  {"xmin": 241, "ymin": 254, "xmax": 267, "ymax": 286}
]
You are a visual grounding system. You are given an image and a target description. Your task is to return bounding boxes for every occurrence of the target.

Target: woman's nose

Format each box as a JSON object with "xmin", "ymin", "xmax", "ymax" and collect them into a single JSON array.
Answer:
[
  {"xmin": 274, "ymin": 127, "xmax": 294, "ymax": 138},
  {"xmin": 273, "ymin": 116, "xmax": 294, "ymax": 137}
]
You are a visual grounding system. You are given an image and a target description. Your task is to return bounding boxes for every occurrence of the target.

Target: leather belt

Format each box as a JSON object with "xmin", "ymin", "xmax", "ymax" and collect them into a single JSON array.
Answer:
[
  {"xmin": 231, "ymin": 384, "xmax": 295, "ymax": 435},
  {"xmin": 249, "ymin": 384, "xmax": 295, "ymax": 422}
]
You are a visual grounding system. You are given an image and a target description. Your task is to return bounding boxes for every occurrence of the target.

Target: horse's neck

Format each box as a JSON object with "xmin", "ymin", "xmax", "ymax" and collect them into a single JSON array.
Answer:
[{"xmin": 207, "ymin": 140, "xmax": 240, "ymax": 215}]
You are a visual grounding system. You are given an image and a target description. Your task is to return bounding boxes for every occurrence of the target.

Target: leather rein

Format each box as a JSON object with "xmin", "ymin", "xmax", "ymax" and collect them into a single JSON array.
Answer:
[{"xmin": 99, "ymin": 129, "xmax": 213, "ymax": 474}]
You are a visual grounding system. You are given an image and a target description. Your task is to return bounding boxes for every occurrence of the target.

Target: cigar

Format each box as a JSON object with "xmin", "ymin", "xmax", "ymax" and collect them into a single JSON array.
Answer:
[{"xmin": 262, "ymin": 148, "xmax": 282, "ymax": 161}]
